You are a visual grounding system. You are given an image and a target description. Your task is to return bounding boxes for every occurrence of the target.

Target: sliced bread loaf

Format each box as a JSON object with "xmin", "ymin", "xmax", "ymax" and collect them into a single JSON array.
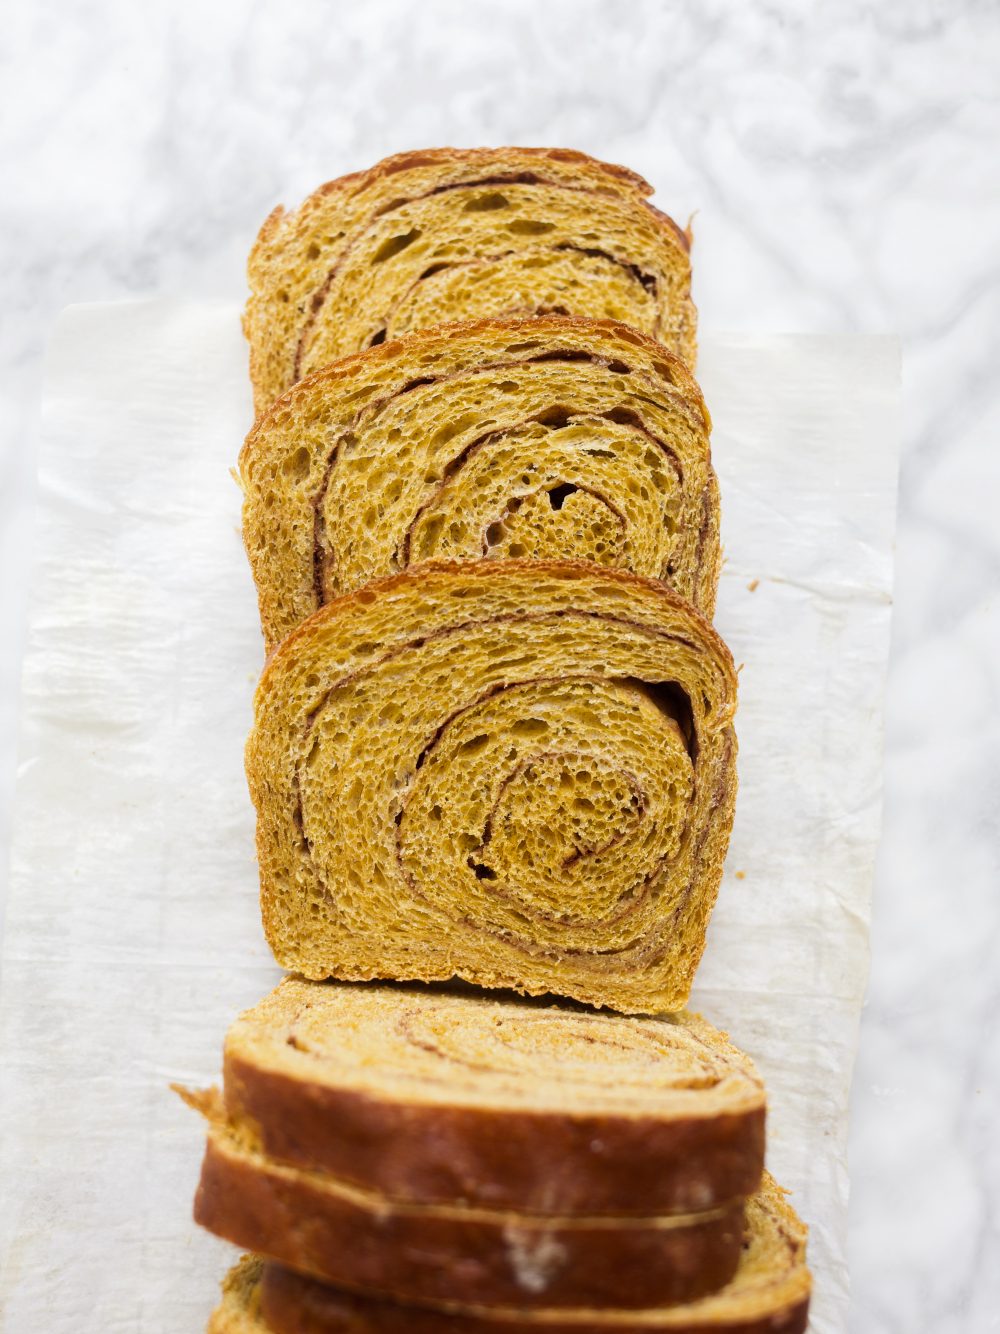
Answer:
[
  {"xmin": 245, "ymin": 148, "xmax": 696, "ymax": 414},
  {"xmin": 246, "ymin": 560, "xmax": 738, "ymax": 1014},
  {"xmin": 194, "ymin": 1117, "xmax": 744, "ymax": 1309},
  {"xmin": 207, "ymin": 1179, "xmax": 809, "ymax": 1332},
  {"xmin": 220, "ymin": 978, "xmax": 765, "ymax": 1216},
  {"xmin": 241, "ymin": 316, "xmax": 719, "ymax": 652}
]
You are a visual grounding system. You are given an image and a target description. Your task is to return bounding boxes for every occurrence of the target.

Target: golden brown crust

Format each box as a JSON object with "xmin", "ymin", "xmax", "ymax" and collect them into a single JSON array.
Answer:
[
  {"xmin": 226, "ymin": 1053, "xmax": 764, "ymax": 1216},
  {"xmin": 244, "ymin": 314, "xmax": 709, "ymax": 445},
  {"xmin": 220, "ymin": 979, "xmax": 765, "ymax": 1216},
  {"xmin": 245, "ymin": 148, "xmax": 696, "ymax": 413},
  {"xmin": 208, "ymin": 1180, "xmax": 810, "ymax": 1331},
  {"xmin": 261, "ymin": 1271, "xmax": 810, "ymax": 1334},
  {"xmin": 239, "ymin": 315, "xmax": 718, "ymax": 652},
  {"xmin": 314, "ymin": 147, "xmax": 657, "ymax": 197},
  {"xmin": 262, "ymin": 555, "xmax": 734, "ymax": 674},
  {"xmin": 194, "ymin": 1126, "xmax": 745, "ymax": 1310},
  {"xmin": 248, "ymin": 151, "xmax": 656, "ymax": 276},
  {"xmin": 246, "ymin": 560, "xmax": 738, "ymax": 1014}
]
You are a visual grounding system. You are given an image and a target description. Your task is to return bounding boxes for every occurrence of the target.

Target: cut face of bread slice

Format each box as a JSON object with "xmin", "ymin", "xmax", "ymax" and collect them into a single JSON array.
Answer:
[
  {"xmin": 208, "ymin": 1180, "xmax": 810, "ymax": 1332},
  {"xmin": 241, "ymin": 316, "xmax": 719, "ymax": 652},
  {"xmin": 221, "ymin": 978, "xmax": 765, "ymax": 1216},
  {"xmin": 195, "ymin": 1118, "xmax": 745, "ymax": 1310},
  {"xmin": 245, "ymin": 148, "xmax": 696, "ymax": 413},
  {"xmin": 246, "ymin": 561, "xmax": 738, "ymax": 1014}
]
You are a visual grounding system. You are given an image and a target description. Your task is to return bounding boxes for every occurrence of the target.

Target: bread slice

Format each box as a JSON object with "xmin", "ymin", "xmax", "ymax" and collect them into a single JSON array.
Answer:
[
  {"xmin": 220, "ymin": 978, "xmax": 765, "ymax": 1216},
  {"xmin": 246, "ymin": 560, "xmax": 738, "ymax": 1014},
  {"xmin": 194, "ymin": 1117, "xmax": 744, "ymax": 1310},
  {"xmin": 241, "ymin": 316, "xmax": 719, "ymax": 652},
  {"xmin": 207, "ymin": 1180, "xmax": 810, "ymax": 1332},
  {"xmin": 244, "ymin": 147, "xmax": 696, "ymax": 414}
]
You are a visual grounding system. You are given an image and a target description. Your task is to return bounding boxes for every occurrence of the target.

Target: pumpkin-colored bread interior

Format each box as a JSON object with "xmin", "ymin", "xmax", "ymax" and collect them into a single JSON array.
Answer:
[
  {"xmin": 245, "ymin": 147, "xmax": 696, "ymax": 413},
  {"xmin": 241, "ymin": 316, "xmax": 718, "ymax": 651},
  {"xmin": 246, "ymin": 561, "xmax": 738, "ymax": 1014}
]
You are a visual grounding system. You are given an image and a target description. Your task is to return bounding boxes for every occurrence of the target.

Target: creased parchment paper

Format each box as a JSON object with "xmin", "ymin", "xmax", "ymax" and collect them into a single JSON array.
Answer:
[{"xmin": 0, "ymin": 301, "xmax": 899, "ymax": 1333}]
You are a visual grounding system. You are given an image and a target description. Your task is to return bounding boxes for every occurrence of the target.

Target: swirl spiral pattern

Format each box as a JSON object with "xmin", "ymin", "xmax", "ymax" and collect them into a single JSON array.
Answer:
[
  {"xmin": 245, "ymin": 148, "xmax": 695, "ymax": 413},
  {"xmin": 247, "ymin": 561, "xmax": 737, "ymax": 1014},
  {"xmin": 241, "ymin": 316, "xmax": 718, "ymax": 652}
]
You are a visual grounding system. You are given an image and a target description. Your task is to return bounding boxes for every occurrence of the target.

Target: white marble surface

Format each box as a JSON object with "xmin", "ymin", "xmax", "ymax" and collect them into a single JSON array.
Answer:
[{"xmin": 0, "ymin": 3, "xmax": 997, "ymax": 1330}]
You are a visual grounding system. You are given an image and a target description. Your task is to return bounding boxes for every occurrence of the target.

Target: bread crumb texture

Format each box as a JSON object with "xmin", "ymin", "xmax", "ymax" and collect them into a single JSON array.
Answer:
[
  {"xmin": 245, "ymin": 148, "xmax": 696, "ymax": 414},
  {"xmin": 241, "ymin": 315, "xmax": 719, "ymax": 651},
  {"xmin": 246, "ymin": 560, "xmax": 737, "ymax": 1014}
]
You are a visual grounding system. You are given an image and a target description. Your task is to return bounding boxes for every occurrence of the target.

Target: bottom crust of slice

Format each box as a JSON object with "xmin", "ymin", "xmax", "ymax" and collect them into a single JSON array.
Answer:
[
  {"xmin": 207, "ymin": 1179, "xmax": 810, "ymax": 1334},
  {"xmin": 195, "ymin": 1124, "xmax": 744, "ymax": 1310}
]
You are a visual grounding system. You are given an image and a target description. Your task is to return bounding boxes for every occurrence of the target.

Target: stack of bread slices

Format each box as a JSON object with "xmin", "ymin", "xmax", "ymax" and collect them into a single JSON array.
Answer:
[{"xmin": 184, "ymin": 148, "xmax": 813, "ymax": 1333}]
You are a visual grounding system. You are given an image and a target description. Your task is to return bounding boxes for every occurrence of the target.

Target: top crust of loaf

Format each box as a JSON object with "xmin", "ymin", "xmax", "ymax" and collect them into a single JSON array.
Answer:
[
  {"xmin": 245, "ymin": 147, "xmax": 696, "ymax": 412},
  {"xmin": 296, "ymin": 146, "xmax": 660, "ymax": 209}
]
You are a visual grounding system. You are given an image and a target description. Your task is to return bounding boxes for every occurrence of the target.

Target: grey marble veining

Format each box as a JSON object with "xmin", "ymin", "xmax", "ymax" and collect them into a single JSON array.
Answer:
[{"xmin": 1, "ymin": 3, "xmax": 998, "ymax": 1330}]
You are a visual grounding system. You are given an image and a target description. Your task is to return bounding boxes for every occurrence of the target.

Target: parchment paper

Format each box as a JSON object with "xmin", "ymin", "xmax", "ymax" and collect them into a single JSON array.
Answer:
[{"xmin": 0, "ymin": 301, "xmax": 899, "ymax": 1334}]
